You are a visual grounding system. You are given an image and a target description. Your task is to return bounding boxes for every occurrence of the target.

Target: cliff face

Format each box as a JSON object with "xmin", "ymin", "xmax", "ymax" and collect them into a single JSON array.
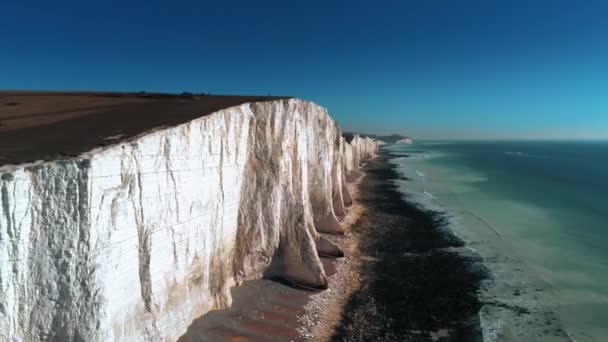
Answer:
[{"xmin": 0, "ymin": 99, "xmax": 380, "ymax": 341}]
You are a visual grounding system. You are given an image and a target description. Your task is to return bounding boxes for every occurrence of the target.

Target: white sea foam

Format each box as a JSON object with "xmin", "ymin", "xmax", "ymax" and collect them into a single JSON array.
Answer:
[
  {"xmin": 387, "ymin": 144, "xmax": 572, "ymax": 342},
  {"xmin": 423, "ymin": 191, "xmax": 436, "ymax": 199},
  {"xmin": 504, "ymin": 151, "xmax": 548, "ymax": 159}
]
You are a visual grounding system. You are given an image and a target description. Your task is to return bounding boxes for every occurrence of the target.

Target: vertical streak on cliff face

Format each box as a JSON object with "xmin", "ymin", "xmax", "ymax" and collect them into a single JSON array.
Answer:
[
  {"xmin": 0, "ymin": 173, "xmax": 15, "ymax": 326},
  {"xmin": 331, "ymin": 128, "xmax": 346, "ymax": 217},
  {"xmin": 1, "ymin": 174, "xmax": 17, "ymax": 278},
  {"xmin": 130, "ymin": 147, "xmax": 154, "ymax": 316},
  {"xmin": 75, "ymin": 159, "xmax": 97, "ymax": 341},
  {"xmin": 339, "ymin": 138, "xmax": 354, "ymax": 206},
  {"xmin": 17, "ymin": 161, "xmax": 102, "ymax": 341},
  {"xmin": 163, "ymin": 136, "xmax": 180, "ymax": 268},
  {"xmin": 1, "ymin": 176, "xmax": 13, "ymax": 240},
  {"xmin": 207, "ymin": 112, "xmax": 235, "ymax": 310}
]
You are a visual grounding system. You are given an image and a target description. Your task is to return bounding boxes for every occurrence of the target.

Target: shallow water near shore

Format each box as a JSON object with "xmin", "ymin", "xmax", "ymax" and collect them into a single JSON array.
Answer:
[
  {"xmin": 332, "ymin": 155, "xmax": 486, "ymax": 341},
  {"xmin": 387, "ymin": 141, "xmax": 608, "ymax": 341}
]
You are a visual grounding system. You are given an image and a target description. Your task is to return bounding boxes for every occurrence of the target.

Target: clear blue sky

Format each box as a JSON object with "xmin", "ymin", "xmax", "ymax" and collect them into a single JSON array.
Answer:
[{"xmin": 2, "ymin": 0, "xmax": 607, "ymax": 139}]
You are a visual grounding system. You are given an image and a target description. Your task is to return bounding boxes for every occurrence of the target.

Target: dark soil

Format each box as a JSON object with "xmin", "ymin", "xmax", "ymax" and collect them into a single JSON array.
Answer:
[
  {"xmin": 332, "ymin": 153, "xmax": 488, "ymax": 342},
  {"xmin": 0, "ymin": 91, "xmax": 288, "ymax": 167}
]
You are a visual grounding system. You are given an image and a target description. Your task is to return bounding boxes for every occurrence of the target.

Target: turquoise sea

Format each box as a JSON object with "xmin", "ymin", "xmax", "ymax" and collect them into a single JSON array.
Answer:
[{"xmin": 386, "ymin": 141, "xmax": 608, "ymax": 342}]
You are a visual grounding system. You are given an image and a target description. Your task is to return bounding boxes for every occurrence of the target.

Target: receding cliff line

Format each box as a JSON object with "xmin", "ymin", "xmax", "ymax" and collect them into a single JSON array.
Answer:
[{"xmin": 0, "ymin": 98, "xmax": 380, "ymax": 341}]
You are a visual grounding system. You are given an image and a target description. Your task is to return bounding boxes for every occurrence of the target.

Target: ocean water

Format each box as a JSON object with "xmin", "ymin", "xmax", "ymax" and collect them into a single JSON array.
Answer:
[{"xmin": 386, "ymin": 141, "xmax": 608, "ymax": 342}]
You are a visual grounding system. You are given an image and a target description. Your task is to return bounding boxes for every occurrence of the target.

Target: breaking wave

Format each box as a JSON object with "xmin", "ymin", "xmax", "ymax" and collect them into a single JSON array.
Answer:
[
  {"xmin": 423, "ymin": 191, "xmax": 436, "ymax": 199},
  {"xmin": 504, "ymin": 151, "xmax": 547, "ymax": 159}
]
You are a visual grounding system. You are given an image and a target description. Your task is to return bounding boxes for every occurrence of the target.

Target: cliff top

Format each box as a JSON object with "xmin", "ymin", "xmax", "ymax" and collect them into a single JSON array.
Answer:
[
  {"xmin": 0, "ymin": 91, "xmax": 289, "ymax": 167},
  {"xmin": 343, "ymin": 132, "xmax": 409, "ymax": 143}
]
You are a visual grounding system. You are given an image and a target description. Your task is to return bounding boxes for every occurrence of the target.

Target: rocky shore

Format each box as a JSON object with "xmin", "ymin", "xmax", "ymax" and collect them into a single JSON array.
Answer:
[
  {"xmin": 331, "ymin": 153, "xmax": 487, "ymax": 341},
  {"xmin": 180, "ymin": 152, "xmax": 488, "ymax": 342}
]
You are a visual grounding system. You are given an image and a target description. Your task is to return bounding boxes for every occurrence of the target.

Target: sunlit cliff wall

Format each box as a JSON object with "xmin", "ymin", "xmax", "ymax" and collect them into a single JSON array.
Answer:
[{"xmin": 0, "ymin": 99, "xmax": 380, "ymax": 341}]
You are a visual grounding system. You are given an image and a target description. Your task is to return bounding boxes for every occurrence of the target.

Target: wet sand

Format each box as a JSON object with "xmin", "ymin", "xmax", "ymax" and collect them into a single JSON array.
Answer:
[
  {"xmin": 178, "ymin": 258, "xmax": 337, "ymax": 342},
  {"xmin": 178, "ymin": 271, "xmax": 316, "ymax": 342}
]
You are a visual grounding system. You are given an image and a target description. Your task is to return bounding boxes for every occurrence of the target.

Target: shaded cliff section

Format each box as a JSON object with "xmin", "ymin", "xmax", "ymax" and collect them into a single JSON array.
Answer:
[
  {"xmin": 0, "ymin": 96, "xmax": 380, "ymax": 341},
  {"xmin": 232, "ymin": 102, "xmax": 377, "ymax": 291}
]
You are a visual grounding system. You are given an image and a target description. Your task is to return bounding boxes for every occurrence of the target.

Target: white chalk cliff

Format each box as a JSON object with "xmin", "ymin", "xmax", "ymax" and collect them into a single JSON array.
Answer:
[
  {"xmin": 395, "ymin": 137, "xmax": 413, "ymax": 144},
  {"xmin": 0, "ymin": 98, "xmax": 380, "ymax": 341}
]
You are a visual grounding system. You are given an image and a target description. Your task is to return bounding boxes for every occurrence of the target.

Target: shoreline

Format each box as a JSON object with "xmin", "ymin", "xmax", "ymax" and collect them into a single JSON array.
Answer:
[
  {"xmin": 179, "ymin": 151, "xmax": 488, "ymax": 341},
  {"xmin": 388, "ymin": 144, "xmax": 575, "ymax": 342},
  {"xmin": 309, "ymin": 151, "xmax": 488, "ymax": 341}
]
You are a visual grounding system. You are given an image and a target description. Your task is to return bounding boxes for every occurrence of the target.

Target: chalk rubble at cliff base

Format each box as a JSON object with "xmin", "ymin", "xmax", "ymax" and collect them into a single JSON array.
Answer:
[{"xmin": 0, "ymin": 98, "xmax": 380, "ymax": 341}]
